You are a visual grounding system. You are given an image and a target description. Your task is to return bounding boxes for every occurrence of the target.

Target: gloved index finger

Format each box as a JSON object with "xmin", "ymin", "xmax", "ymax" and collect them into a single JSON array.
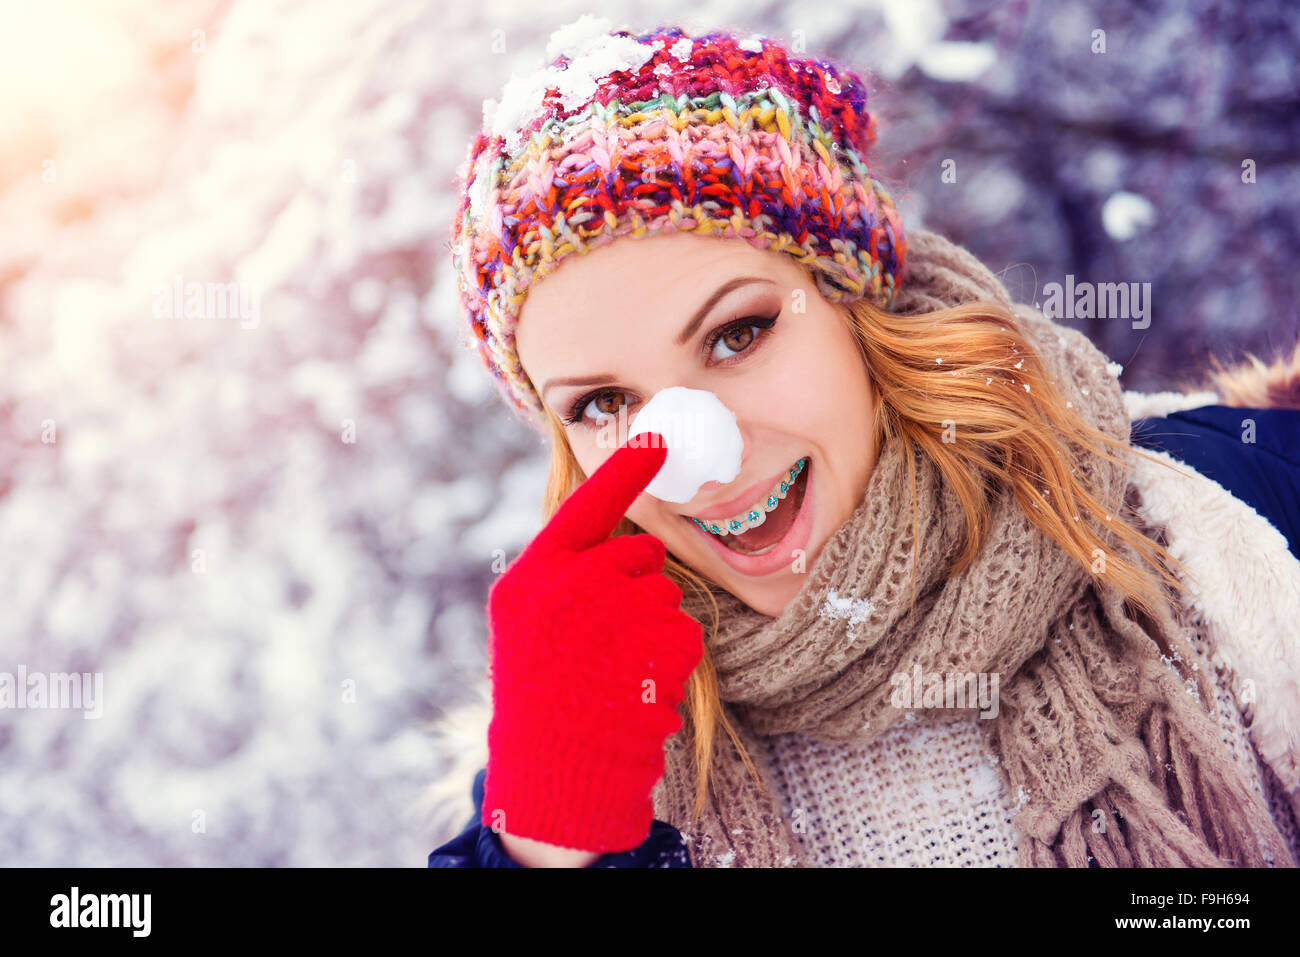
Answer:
[{"xmin": 535, "ymin": 432, "xmax": 668, "ymax": 554}]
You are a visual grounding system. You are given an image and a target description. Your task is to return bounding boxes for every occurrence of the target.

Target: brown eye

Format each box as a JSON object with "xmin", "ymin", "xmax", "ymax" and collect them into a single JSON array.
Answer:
[
  {"xmin": 594, "ymin": 392, "xmax": 625, "ymax": 416},
  {"xmin": 721, "ymin": 326, "xmax": 755, "ymax": 352},
  {"xmin": 564, "ymin": 388, "xmax": 633, "ymax": 427},
  {"xmin": 709, "ymin": 319, "xmax": 767, "ymax": 361}
]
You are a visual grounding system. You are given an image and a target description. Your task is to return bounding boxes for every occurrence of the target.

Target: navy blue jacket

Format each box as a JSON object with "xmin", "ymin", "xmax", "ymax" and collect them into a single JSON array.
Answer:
[
  {"xmin": 427, "ymin": 767, "xmax": 691, "ymax": 867},
  {"xmin": 1129, "ymin": 405, "xmax": 1300, "ymax": 564},
  {"xmin": 429, "ymin": 404, "xmax": 1299, "ymax": 868}
]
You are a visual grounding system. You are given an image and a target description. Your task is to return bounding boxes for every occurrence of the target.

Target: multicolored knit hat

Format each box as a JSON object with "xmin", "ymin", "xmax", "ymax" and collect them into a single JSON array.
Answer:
[{"xmin": 449, "ymin": 16, "xmax": 907, "ymax": 426}]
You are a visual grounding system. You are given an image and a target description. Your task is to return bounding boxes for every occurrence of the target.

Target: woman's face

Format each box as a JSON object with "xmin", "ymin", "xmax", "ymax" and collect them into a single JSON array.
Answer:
[{"xmin": 515, "ymin": 230, "xmax": 879, "ymax": 618}]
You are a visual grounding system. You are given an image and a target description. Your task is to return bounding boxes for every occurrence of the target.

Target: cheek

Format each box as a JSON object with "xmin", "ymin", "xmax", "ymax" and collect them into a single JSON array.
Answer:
[
  {"xmin": 573, "ymin": 443, "xmax": 614, "ymax": 482},
  {"xmin": 792, "ymin": 321, "xmax": 871, "ymax": 421},
  {"xmin": 753, "ymin": 331, "xmax": 852, "ymax": 431},
  {"xmin": 625, "ymin": 496, "xmax": 670, "ymax": 535}
]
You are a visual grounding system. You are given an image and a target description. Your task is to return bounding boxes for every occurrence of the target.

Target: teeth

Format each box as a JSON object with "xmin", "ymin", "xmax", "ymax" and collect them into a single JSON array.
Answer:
[{"xmin": 689, "ymin": 457, "xmax": 807, "ymax": 537}]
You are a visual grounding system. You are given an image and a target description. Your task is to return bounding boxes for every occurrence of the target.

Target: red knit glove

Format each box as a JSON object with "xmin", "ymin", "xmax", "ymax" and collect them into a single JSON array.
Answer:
[{"xmin": 481, "ymin": 432, "xmax": 705, "ymax": 853}]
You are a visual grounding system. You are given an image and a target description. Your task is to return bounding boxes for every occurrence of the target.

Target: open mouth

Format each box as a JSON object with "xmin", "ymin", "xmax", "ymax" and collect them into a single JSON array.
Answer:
[{"xmin": 686, "ymin": 456, "xmax": 811, "ymax": 556}]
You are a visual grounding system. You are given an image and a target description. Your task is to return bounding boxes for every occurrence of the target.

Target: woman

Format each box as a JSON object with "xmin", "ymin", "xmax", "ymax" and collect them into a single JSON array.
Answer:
[{"xmin": 428, "ymin": 18, "xmax": 1300, "ymax": 867}]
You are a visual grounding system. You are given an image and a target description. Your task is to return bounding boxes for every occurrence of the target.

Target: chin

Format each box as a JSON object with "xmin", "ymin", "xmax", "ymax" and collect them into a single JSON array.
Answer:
[{"xmin": 733, "ymin": 573, "xmax": 802, "ymax": 618}]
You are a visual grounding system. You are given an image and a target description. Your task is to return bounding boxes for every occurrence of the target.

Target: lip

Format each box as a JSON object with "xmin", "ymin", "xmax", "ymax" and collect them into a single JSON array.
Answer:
[
  {"xmin": 681, "ymin": 457, "xmax": 816, "ymax": 577},
  {"xmin": 687, "ymin": 462, "xmax": 799, "ymax": 521}
]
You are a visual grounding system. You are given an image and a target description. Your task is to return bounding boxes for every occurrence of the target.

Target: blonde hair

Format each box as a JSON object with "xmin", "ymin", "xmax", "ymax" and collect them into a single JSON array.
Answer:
[{"xmin": 537, "ymin": 296, "xmax": 1199, "ymax": 819}]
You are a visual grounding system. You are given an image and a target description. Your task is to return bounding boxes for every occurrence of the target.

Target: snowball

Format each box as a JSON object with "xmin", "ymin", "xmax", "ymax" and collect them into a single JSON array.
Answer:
[{"xmin": 626, "ymin": 387, "xmax": 743, "ymax": 503}]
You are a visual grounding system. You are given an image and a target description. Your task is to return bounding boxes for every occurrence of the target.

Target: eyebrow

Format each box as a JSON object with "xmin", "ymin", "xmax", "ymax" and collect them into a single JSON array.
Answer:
[{"xmin": 539, "ymin": 276, "xmax": 777, "ymax": 402}]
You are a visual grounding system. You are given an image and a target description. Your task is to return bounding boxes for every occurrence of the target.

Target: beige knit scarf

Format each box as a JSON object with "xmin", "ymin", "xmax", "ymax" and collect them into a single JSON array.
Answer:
[{"xmin": 652, "ymin": 230, "xmax": 1297, "ymax": 868}]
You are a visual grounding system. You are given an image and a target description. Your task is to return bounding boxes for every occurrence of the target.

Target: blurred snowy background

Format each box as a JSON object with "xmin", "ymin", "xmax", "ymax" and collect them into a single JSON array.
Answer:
[{"xmin": 0, "ymin": 0, "xmax": 1295, "ymax": 865}]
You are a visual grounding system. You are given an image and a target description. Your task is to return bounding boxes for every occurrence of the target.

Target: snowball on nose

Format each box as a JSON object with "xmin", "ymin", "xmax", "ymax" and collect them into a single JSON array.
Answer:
[{"xmin": 627, "ymin": 387, "xmax": 743, "ymax": 504}]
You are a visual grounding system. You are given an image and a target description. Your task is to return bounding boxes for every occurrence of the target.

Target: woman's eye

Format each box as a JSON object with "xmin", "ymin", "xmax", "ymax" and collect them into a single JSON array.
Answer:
[
  {"xmin": 568, "ymin": 390, "xmax": 629, "ymax": 426},
  {"xmin": 588, "ymin": 391, "xmax": 626, "ymax": 419},
  {"xmin": 710, "ymin": 322, "xmax": 759, "ymax": 361}
]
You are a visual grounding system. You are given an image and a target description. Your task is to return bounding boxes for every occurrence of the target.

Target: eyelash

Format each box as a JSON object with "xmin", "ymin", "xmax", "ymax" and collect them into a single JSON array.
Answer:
[{"xmin": 562, "ymin": 313, "xmax": 780, "ymax": 427}]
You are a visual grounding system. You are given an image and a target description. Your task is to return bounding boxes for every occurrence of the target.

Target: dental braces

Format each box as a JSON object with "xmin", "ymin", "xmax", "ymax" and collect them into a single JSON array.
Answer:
[{"xmin": 690, "ymin": 457, "xmax": 808, "ymax": 536}]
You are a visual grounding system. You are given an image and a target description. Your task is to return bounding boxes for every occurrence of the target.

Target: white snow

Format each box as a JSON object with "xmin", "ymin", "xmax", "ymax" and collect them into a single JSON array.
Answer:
[
  {"xmin": 626, "ymin": 387, "xmax": 744, "ymax": 504},
  {"xmin": 544, "ymin": 13, "xmax": 617, "ymax": 64},
  {"xmin": 487, "ymin": 15, "xmax": 656, "ymax": 155},
  {"xmin": 669, "ymin": 38, "xmax": 694, "ymax": 62},
  {"xmin": 820, "ymin": 590, "xmax": 876, "ymax": 642},
  {"xmin": 464, "ymin": 148, "xmax": 495, "ymax": 232}
]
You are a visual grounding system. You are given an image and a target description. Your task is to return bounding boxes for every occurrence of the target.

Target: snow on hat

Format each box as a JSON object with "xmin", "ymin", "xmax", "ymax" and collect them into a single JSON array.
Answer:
[{"xmin": 448, "ymin": 16, "xmax": 907, "ymax": 425}]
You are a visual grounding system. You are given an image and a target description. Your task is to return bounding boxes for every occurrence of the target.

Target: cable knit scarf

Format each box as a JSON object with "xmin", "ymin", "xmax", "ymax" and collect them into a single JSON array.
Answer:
[{"xmin": 652, "ymin": 230, "xmax": 1296, "ymax": 868}]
